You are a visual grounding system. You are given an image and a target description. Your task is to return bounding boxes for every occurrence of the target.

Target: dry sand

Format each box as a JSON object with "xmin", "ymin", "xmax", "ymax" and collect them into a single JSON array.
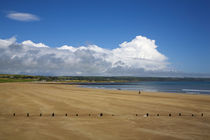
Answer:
[{"xmin": 0, "ymin": 82, "xmax": 210, "ymax": 140}]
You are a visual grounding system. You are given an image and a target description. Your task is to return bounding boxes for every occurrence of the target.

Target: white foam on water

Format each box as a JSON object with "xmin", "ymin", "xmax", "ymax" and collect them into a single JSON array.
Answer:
[{"xmin": 182, "ymin": 89, "xmax": 210, "ymax": 93}]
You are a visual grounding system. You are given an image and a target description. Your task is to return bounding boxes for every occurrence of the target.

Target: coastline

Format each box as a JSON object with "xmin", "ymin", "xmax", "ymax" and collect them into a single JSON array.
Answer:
[
  {"xmin": 77, "ymin": 82, "xmax": 210, "ymax": 95},
  {"xmin": 1, "ymin": 82, "xmax": 210, "ymax": 140},
  {"xmin": 80, "ymin": 85, "xmax": 210, "ymax": 96}
]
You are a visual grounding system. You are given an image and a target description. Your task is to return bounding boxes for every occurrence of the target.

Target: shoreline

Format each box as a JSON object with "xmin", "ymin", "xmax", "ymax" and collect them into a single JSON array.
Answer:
[
  {"xmin": 78, "ymin": 84, "xmax": 210, "ymax": 95},
  {"xmin": 31, "ymin": 81, "xmax": 210, "ymax": 95},
  {"xmin": 61, "ymin": 80, "xmax": 210, "ymax": 95},
  {"xmin": 2, "ymin": 81, "xmax": 210, "ymax": 95}
]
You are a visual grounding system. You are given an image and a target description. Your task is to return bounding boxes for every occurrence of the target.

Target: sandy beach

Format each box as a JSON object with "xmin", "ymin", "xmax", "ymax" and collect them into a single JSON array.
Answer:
[{"xmin": 0, "ymin": 82, "xmax": 210, "ymax": 140}]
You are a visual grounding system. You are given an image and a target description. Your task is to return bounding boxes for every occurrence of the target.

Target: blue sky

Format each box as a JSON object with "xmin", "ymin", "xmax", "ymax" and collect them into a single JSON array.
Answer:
[{"xmin": 0, "ymin": 0, "xmax": 210, "ymax": 76}]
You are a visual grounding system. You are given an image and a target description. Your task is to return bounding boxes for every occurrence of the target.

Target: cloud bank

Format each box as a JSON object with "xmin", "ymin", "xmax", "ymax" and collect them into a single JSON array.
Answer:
[
  {"xmin": 6, "ymin": 12, "xmax": 40, "ymax": 21},
  {"xmin": 0, "ymin": 35, "xmax": 171, "ymax": 76}
]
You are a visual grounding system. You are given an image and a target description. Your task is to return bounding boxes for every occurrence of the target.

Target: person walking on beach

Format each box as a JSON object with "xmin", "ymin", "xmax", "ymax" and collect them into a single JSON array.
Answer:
[{"xmin": 139, "ymin": 90, "xmax": 141, "ymax": 94}]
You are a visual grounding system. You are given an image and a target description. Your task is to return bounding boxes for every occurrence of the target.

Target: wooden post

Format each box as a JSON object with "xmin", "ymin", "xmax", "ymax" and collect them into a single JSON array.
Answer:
[{"xmin": 27, "ymin": 113, "xmax": 29, "ymax": 117}]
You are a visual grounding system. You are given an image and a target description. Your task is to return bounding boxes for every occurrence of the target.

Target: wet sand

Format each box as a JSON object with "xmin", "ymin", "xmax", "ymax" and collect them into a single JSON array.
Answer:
[{"xmin": 0, "ymin": 82, "xmax": 210, "ymax": 140}]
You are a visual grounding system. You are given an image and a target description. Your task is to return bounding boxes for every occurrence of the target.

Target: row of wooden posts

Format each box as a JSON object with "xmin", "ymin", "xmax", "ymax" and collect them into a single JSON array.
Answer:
[
  {"xmin": 11, "ymin": 113, "xmax": 105, "ymax": 117},
  {"xmin": 10, "ymin": 113, "xmax": 204, "ymax": 117}
]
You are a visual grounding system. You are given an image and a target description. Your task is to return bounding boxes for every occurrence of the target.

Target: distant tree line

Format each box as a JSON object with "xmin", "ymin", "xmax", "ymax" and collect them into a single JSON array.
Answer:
[{"xmin": 0, "ymin": 74, "xmax": 210, "ymax": 82}]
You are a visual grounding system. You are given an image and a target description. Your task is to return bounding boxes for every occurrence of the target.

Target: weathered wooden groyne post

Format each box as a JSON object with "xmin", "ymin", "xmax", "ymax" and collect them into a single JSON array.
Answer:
[{"xmin": 100, "ymin": 113, "xmax": 103, "ymax": 117}]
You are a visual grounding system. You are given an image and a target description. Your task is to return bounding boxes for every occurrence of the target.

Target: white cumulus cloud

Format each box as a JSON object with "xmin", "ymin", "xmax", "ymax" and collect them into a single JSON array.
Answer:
[
  {"xmin": 0, "ymin": 37, "xmax": 16, "ymax": 48},
  {"xmin": 6, "ymin": 12, "xmax": 40, "ymax": 21},
  {"xmin": 0, "ymin": 35, "xmax": 170, "ymax": 76},
  {"xmin": 110, "ymin": 36, "xmax": 168, "ymax": 71},
  {"xmin": 22, "ymin": 40, "xmax": 49, "ymax": 48}
]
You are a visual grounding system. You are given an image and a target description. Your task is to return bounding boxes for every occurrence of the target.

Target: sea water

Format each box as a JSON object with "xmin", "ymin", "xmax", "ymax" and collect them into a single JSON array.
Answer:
[{"xmin": 81, "ymin": 81, "xmax": 210, "ymax": 94}]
